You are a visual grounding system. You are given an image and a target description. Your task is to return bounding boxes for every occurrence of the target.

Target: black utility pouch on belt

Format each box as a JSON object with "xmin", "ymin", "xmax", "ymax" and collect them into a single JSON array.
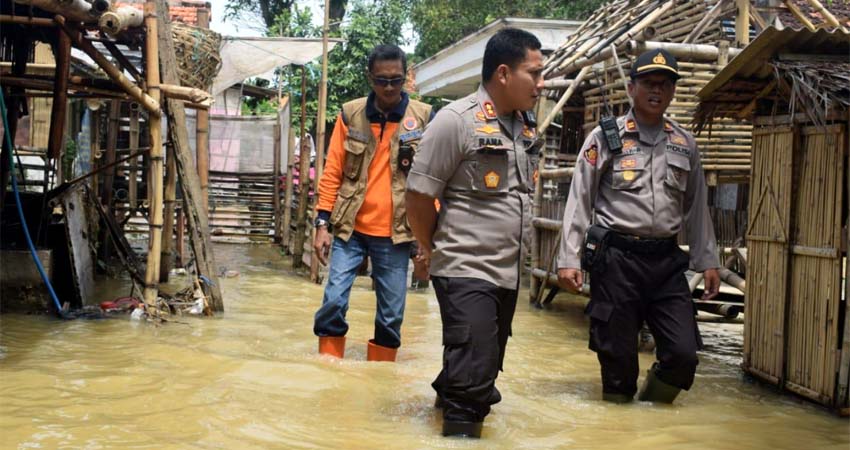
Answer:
[{"xmin": 581, "ymin": 224, "xmax": 610, "ymax": 272}]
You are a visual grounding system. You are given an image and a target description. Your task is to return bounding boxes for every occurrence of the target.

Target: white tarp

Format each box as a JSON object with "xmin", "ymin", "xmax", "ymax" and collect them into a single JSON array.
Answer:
[{"xmin": 211, "ymin": 37, "xmax": 341, "ymax": 96}]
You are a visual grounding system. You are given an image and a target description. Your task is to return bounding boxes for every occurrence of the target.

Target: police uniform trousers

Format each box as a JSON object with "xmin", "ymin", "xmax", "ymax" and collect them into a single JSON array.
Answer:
[
  {"xmin": 586, "ymin": 234, "xmax": 703, "ymax": 398},
  {"xmin": 431, "ymin": 276, "xmax": 517, "ymax": 422}
]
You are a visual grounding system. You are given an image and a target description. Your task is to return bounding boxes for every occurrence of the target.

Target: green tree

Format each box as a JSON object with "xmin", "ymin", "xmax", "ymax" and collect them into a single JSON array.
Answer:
[
  {"xmin": 411, "ymin": 0, "xmax": 606, "ymax": 59},
  {"xmin": 281, "ymin": 0, "xmax": 409, "ymax": 134},
  {"xmin": 225, "ymin": 0, "xmax": 349, "ymax": 35}
]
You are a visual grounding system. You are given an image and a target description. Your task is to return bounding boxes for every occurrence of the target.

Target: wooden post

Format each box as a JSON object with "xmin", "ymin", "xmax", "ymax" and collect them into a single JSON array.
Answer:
[
  {"xmin": 160, "ymin": 138, "xmax": 176, "ymax": 282},
  {"xmin": 155, "ymin": 0, "xmax": 223, "ymax": 311},
  {"xmin": 99, "ymin": 99, "xmax": 120, "ymax": 264},
  {"xmin": 47, "ymin": 28, "xmax": 70, "ymax": 160},
  {"xmin": 128, "ymin": 103, "xmax": 139, "ymax": 209},
  {"xmin": 293, "ymin": 66, "xmax": 310, "ymax": 268},
  {"xmin": 176, "ymin": 206, "xmax": 185, "ymax": 267},
  {"xmin": 273, "ymin": 117, "xmax": 282, "ymax": 243},
  {"xmin": 196, "ymin": 5, "xmax": 211, "ymax": 216},
  {"xmin": 735, "ymin": 0, "xmax": 750, "ymax": 46},
  {"xmin": 142, "ymin": 0, "xmax": 164, "ymax": 308},
  {"xmin": 310, "ymin": 0, "xmax": 331, "ymax": 282},
  {"xmin": 102, "ymin": 100, "xmax": 119, "ymax": 209},
  {"xmin": 282, "ymin": 122, "xmax": 296, "ymax": 252}
]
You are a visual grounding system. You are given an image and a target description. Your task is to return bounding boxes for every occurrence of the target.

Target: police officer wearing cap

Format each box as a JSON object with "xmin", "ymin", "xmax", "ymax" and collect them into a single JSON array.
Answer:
[
  {"xmin": 556, "ymin": 49, "xmax": 721, "ymax": 404},
  {"xmin": 406, "ymin": 28, "xmax": 544, "ymax": 438}
]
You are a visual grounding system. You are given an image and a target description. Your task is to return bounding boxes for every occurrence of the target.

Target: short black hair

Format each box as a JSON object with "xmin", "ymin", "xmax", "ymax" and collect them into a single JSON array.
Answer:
[
  {"xmin": 367, "ymin": 44, "xmax": 407, "ymax": 74},
  {"xmin": 482, "ymin": 28, "xmax": 542, "ymax": 82}
]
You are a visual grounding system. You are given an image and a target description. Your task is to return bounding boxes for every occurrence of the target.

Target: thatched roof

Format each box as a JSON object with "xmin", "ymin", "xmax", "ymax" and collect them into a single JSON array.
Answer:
[{"xmin": 695, "ymin": 27, "xmax": 850, "ymax": 129}]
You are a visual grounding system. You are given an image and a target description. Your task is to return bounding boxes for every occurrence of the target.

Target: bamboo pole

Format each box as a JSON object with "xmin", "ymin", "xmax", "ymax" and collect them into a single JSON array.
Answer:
[
  {"xmin": 155, "ymin": 0, "xmax": 223, "ymax": 311},
  {"xmin": 157, "ymin": 83, "xmax": 212, "ymax": 106},
  {"xmin": 282, "ymin": 118, "xmax": 296, "ymax": 251},
  {"xmin": 141, "ymin": 0, "xmax": 164, "ymax": 308},
  {"xmin": 806, "ymin": 0, "xmax": 849, "ymax": 32},
  {"xmin": 683, "ymin": 0, "xmax": 727, "ymax": 43},
  {"xmin": 735, "ymin": 0, "xmax": 750, "ymax": 46},
  {"xmin": 0, "ymin": 75, "xmax": 132, "ymax": 99},
  {"xmin": 99, "ymin": 5, "xmax": 143, "ymax": 36},
  {"xmin": 626, "ymin": 40, "xmax": 743, "ymax": 62},
  {"xmin": 102, "ymin": 40, "xmax": 144, "ymax": 86},
  {"xmin": 47, "ymin": 27, "xmax": 70, "ymax": 160},
  {"xmin": 293, "ymin": 66, "xmax": 310, "ymax": 267},
  {"xmin": 196, "ymin": 6, "xmax": 210, "ymax": 216},
  {"xmin": 54, "ymin": 15, "xmax": 160, "ymax": 116},
  {"xmin": 782, "ymin": 0, "xmax": 817, "ymax": 31},
  {"xmin": 13, "ymin": 0, "xmax": 97, "ymax": 22},
  {"xmin": 0, "ymin": 14, "xmax": 55, "ymax": 26},
  {"xmin": 539, "ymin": 66, "xmax": 592, "ymax": 136},
  {"xmin": 310, "ymin": 0, "xmax": 331, "ymax": 283},
  {"xmin": 273, "ymin": 118, "xmax": 282, "ymax": 243}
]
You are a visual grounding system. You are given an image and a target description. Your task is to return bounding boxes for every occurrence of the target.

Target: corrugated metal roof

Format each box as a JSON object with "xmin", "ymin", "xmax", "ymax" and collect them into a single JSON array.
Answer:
[{"xmin": 698, "ymin": 26, "xmax": 850, "ymax": 100}]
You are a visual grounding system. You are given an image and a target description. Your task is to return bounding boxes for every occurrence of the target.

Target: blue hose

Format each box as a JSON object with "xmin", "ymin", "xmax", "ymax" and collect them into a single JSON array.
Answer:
[{"xmin": 0, "ymin": 89, "xmax": 67, "ymax": 318}]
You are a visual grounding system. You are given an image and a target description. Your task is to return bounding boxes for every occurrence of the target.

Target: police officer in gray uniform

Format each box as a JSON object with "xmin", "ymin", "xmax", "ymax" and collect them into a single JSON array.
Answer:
[
  {"xmin": 406, "ymin": 28, "xmax": 544, "ymax": 438},
  {"xmin": 557, "ymin": 49, "xmax": 721, "ymax": 404}
]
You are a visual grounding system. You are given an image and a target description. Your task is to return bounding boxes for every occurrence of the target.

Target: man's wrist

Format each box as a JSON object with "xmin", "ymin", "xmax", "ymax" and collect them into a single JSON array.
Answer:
[{"xmin": 315, "ymin": 210, "xmax": 331, "ymax": 229}]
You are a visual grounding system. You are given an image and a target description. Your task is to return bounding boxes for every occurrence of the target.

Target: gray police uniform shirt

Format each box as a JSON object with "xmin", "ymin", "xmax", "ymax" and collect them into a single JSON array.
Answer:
[
  {"xmin": 557, "ymin": 110, "xmax": 719, "ymax": 272},
  {"xmin": 407, "ymin": 86, "xmax": 538, "ymax": 290}
]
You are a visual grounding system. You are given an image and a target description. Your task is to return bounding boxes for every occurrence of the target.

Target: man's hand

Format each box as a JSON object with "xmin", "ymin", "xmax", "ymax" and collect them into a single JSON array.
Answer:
[
  {"xmin": 702, "ymin": 268, "xmax": 720, "ymax": 300},
  {"xmin": 313, "ymin": 227, "xmax": 332, "ymax": 266},
  {"xmin": 412, "ymin": 244, "xmax": 431, "ymax": 281},
  {"xmin": 557, "ymin": 268, "xmax": 583, "ymax": 293}
]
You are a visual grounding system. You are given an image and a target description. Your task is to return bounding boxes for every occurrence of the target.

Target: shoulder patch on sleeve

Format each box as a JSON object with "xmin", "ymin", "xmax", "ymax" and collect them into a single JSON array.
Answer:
[{"xmin": 584, "ymin": 144, "xmax": 599, "ymax": 166}]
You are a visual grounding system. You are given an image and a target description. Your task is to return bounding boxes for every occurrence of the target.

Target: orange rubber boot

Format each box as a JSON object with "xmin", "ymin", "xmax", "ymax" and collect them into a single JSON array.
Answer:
[
  {"xmin": 318, "ymin": 336, "xmax": 346, "ymax": 358},
  {"xmin": 366, "ymin": 340, "xmax": 397, "ymax": 362}
]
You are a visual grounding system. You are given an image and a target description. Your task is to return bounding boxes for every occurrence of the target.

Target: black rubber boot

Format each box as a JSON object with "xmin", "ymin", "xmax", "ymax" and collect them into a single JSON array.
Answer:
[
  {"xmin": 442, "ymin": 420, "xmax": 483, "ymax": 438},
  {"xmin": 637, "ymin": 364, "xmax": 681, "ymax": 403},
  {"xmin": 434, "ymin": 396, "xmax": 445, "ymax": 409},
  {"xmin": 602, "ymin": 392, "xmax": 634, "ymax": 404}
]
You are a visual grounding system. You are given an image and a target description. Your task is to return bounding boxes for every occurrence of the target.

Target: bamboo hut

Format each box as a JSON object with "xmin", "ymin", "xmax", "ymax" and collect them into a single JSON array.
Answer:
[
  {"xmin": 529, "ymin": 0, "xmax": 849, "ymax": 304},
  {"xmin": 0, "ymin": 0, "xmax": 224, "ymax": 315},
  {"xmin": 695, "ymin": 26, "xmax": 850, "ymax": 415}
]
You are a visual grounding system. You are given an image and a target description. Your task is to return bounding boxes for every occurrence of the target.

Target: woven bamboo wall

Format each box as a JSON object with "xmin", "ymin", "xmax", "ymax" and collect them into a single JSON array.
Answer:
[
  {"xmin": 784, "ymin": 124, "xmax": 845, "ymax": 405},
  {"xmin": 744, "ymin": 120, "xmax": 848, "ymax": 411},
  {"xmin": 744, "ymin": 125, "xmax": 794, "ymax": 384}
]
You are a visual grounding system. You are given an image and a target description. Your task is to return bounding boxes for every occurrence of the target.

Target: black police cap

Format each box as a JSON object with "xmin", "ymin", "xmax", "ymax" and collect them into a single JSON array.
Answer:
[{"xmin": 630, "ymin": 49, "xmax": 680, "ymax": 80}]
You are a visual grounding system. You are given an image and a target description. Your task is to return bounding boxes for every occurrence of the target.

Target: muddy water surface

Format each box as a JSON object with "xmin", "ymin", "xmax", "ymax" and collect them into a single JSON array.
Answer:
[{"xmin": 1, "ymin": 244, "xmax": 848, "ymax": 449}]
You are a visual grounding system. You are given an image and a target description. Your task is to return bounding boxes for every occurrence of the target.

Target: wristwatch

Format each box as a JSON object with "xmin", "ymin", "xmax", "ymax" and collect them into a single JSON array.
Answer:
[{"xmin": 314, "ymin": 217, "xmax": 330, "ymax": 229}]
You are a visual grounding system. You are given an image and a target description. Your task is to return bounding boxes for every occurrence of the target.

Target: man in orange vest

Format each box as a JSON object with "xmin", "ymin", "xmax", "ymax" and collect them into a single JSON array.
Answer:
[{"xmin": 312, "ymin": 44, "xmax": 433, "ymax": 362}]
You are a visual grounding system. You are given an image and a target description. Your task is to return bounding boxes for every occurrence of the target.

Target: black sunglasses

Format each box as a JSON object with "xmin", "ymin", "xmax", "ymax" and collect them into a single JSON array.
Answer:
[{"xmin": 371, "ymin": 76, "xmax": 405, "ymax": 87}]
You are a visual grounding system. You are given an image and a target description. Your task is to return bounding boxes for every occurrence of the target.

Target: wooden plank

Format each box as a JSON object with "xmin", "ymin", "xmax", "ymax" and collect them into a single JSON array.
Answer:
[
  {"xmin": 156, "ymin": 0, "xmax": 223, "ymax": 311},
  {"xmin": 62, "ymin": 185, "xmax": 95, "ymax": 306}
]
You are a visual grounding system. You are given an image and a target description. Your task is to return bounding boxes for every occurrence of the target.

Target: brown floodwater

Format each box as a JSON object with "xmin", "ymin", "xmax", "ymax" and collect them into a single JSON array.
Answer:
[{"xmin": 1, "ymin": 244, "xmax": 848, "ymax": 449}]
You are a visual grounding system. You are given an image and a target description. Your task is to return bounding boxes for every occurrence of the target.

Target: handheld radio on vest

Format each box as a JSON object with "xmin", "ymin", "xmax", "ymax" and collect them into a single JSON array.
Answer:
[{"xmin": 596, "ymin": 73, "xmax": 623, "ymax": 155}]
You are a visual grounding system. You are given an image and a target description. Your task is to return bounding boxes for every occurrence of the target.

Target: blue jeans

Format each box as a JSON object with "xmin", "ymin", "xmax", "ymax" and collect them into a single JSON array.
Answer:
[{"xmin": 313, "ymin": 232, "xmax": 411, "ymax": 348}]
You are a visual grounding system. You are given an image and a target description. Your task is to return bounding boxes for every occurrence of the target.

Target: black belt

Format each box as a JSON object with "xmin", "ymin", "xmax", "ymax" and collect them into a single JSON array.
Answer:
[{"xmin": 606, "ymin": 231, "xmax": 677, "ymax": 254}]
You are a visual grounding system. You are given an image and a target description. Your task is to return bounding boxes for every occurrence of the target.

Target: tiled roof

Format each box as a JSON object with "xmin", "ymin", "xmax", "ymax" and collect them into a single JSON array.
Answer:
[{"xmin": 114, "ymin": 0, "xmax": 210, "ymax": 26}]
